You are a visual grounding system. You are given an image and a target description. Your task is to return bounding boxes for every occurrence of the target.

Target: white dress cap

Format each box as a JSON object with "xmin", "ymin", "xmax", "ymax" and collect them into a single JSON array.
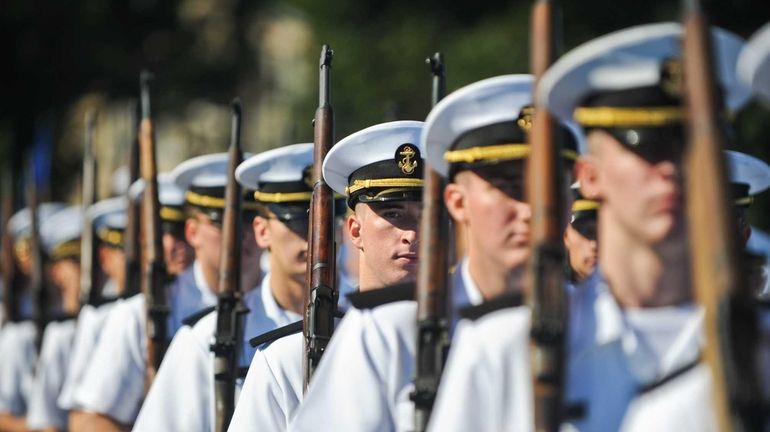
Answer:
[
  {"xmin": 40, "ymin": 205, "xmax": 83, "ymax": 258},
  {"xmin": 738, "ymin": 22, "xmax": 770, "ymax": 105},
  {"xmin": 235, "ymin": 143, "xmax": 314, "ymax": 191},
  {"xmin": 323, "ymin": 120, "xmax": 425, "ymax": 196},
  {"xmin": 538, "ymin": 23, "xmax": 751, "ymax": 125}
]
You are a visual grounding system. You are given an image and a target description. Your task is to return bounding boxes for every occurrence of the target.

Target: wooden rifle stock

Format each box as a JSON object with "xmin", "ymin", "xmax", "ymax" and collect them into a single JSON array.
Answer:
[
  {"xmin": 411, "ymin": 52, "xmax": 450, "ymax": 432},
  {"xmin": 1, "ymin": 172, "xmax": 17, "ymax": 323},
  {"xmin": 139, "ymin": 71, "xmax": 170, "ymax": 391},
  {"xmin": 212, "ymin": 99, "xmax": 247, "ymax": 432},
  {"xmin": 26, "ymin": 158, "xmax": 46, "ymax": 349},
  {"xmin": 124, "ymin": 101, "xmax": 142, "ymax": 298},
  {"xmin": 527, "ymin": 1, "xmax": 566, "ymax": 431},
  {"xmin": 681, "ymin": 2, "xmax": 762, "ymax": 429},
  {"xmin": 80, "ymin": 111, "xmax": 100, "ymax": 306},
  {"xmin": 303, "ymin": 45, "xmax": 337, "ymax": 390}
]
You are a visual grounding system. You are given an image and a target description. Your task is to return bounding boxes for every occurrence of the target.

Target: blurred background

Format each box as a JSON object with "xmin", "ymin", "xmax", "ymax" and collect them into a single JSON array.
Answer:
[{"xmin": 1, "ymin": 0, "xmax": 769, "ymax": 228}]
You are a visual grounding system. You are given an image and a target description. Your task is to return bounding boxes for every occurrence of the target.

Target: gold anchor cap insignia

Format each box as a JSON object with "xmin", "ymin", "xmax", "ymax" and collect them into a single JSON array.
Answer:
[
  {"xmin": 396, "ymin": 144, "xmax": 419, "ymax": 175},
  {"xmin": 517, "ymin": 105, "xmax": 535, "ymax": 133},
  {"xmin": 660, "ymin": 58, "xmax": 683, "ymax": 98}
]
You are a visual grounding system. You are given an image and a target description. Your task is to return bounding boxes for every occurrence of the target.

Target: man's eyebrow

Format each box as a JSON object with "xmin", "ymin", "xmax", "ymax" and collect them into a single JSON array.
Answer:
[{"xmin": 371, "ymin": 203, "xmax": 405, "ymax": 211}]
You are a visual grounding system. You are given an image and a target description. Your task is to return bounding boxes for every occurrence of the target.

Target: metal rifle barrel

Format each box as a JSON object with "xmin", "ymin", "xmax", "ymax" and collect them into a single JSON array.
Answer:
[
  {"xmin": 80, "ymin": 111, "xmax": 99, "ymax": 306},
  {"xmin": 303, "ymin": 45, "xmax": 337, "ymax": 390},
  {"xmin": 139, "ymin": 70, "xmax": 170, "ymax": 391},
  {"xmin": 527, "ymin": 1, "xmax": 567, "ymax": 431},
  {"xmin": 412, "ymin": 52, "xmax": 450, "ymax": 432},
  {"xmin": 681, "ymin": 1, "xmax": 761, "ymax": 429},
  {"xmin": 124, "ymin": 100, "xmax": 142, "ymax": 298},
  {"xmin": 212, "ymin": 99, "xmax": 245, "ymax": 432}
]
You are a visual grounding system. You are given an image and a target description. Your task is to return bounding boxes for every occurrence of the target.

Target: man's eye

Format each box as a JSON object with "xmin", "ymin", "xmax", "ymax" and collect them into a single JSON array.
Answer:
[{"xmin": 383, "ymin": 211, "xmax": 403, "ymax": 219}]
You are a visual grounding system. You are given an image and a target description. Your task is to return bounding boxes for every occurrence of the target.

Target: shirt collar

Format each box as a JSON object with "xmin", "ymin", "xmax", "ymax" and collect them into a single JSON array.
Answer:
[
  {"xmin": 192, "ymin": 260, "xmax": 218, "ymax": 306},
  {"xmin": 459, "ymin": 257, "xmax": 484, "ymax": 307},
  {"xmin": 260, "ymin": 273, "xmax": 302, "ymax": 323}
]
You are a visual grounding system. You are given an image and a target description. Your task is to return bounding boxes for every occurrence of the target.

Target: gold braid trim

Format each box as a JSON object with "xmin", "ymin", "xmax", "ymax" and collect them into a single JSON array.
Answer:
[
  {"xmin": 345, "ymin": 178, "xmax": 424, "ymax": 195},
  {"xmin": 185, "ymin": 191, "xmax": 225, "ymax": 209},
  {"xmin": 572, "ymin": 199, "xmax": 600, "ymax": 213},
  {"xmin": 734, "ymin": 196, "xmax": 753, "ymax": 207},
  {"xmin": 253, "ymin": 191, "xmax": 313, "ymax": 203},
  {"xmin": 160, "ymin": 207, "xmax": 185, "ymax": 222},
  {"xmin": 573, "ymin": 106, "xmax": 684, "ymax": 127},
  {"xmin": 97, "ymin": 228, "xmax": 124, "ymax": 247},
  {"xmin": 444, "ymin": 143, "xmax": 577, "ymax": 164},
  {"xmin": 52, "ymin": 240, "xmax": 80, "ymax": 261}
]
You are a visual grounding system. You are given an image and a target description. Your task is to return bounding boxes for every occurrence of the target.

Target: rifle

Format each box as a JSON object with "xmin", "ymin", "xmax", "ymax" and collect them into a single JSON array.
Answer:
[
  {"xmin": 526, "ymin": 1, "xmax": 566, "ymax": 431},
  {"xmin": 212, "ymin": 99, "xmax": 248, "ymax": 432},
  {"xmin": 80, "ymin": 111, "xmax": 100, "ymax": 306},
  {"xmin": 681, "ymin": 2, "xmax": 762, "ymax": 429},
  {"xmin": 303, "ymin": 45, "xmax": 337, "ymax": 389},
  {"xmin": 124, "ymin": 100, "xmax": 142, "ymax": 298},
  {"xmin": 138, "ymin": 70, "xmax": 170, "ymax": 391},
  {"xmin": 1, "ymin": 171, "xmax": 17, "ymax": 323},
  {"xmin": 411, "ymin": 52, "xmax": 450, "ymax": 432},
  {"xmin": 26, "ymin": 157, "xmax": 46, "ymax": 349}
]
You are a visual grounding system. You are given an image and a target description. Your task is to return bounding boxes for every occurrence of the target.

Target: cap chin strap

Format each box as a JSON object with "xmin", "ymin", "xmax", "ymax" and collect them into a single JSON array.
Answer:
[
  {"xmin": 345, "ymin": 178, "xmax": 424, "ymax": 195},
  {"xmin": 444, "ymin": 143, "xmax": 578, "ymax": 164}
]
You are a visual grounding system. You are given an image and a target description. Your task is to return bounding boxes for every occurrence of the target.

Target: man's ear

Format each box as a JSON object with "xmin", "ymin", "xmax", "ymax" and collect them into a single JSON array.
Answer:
[
  {"xmin": 253, "ymin": 216, "xmax": 271, "ymax": 249},
  {"xmin": 576, "ymin": 157, "xmax": 601, "ymax": 201},
  {"xmin": 444, "ymin": 180, "xmax": 468, "ymax": 224},
  {"xmin": 185, "ymin": 218, "xmax": 199, "ymax": 248},
  {"xmin": 347, "ymin": 211, "xmax": 364, "ymax": 250}
]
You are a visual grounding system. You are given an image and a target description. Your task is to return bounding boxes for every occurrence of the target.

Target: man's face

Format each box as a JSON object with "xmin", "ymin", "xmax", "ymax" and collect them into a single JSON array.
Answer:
[
  {"xmin": 579, "ymin": 130, "xmax": 684, "ymax": 245},
  {"xmin": 50, "ymin": 258, "xmax": 81, "ymax": 313},
  {"xmin": 348, "ymin": 201, "xmax": 422, "ymax": 289},
  {"xmin": 99, "ymin": 246, "xmax": 126, "ymax": 293},
  {"xmin": 446, "ymin": 162, "xmax": 531, "ymax": 274},
  {"xmin": 564, "ymin": 219, "xmax": 598, "ymax": 281},
  {"xmin": 253, "ymin": 212, "xmax": 309, "ymax": 283},
  {"xmin": 162, "ymin": 231, "xmax": 194, "ymax": 275},
  {"xmin": 186, "ymin": 213, "xmax": 223, "ymax": 275}
]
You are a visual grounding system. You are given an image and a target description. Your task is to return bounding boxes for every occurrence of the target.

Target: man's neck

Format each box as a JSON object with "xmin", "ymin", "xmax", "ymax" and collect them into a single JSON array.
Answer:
[
  {"xmin": 600, "ymin": 209, "xmax": 691, "ymax": 308},
  {"xmin": 270, "ymin": 269, "xmax": 305, "ymax": 315},
  {"xmin": 198, "ymin": 260, "xmax": 220, "ymax": 295},
  {"xmin": 466, "ymin": 253, "xmax": 523, "ymax": 301}
]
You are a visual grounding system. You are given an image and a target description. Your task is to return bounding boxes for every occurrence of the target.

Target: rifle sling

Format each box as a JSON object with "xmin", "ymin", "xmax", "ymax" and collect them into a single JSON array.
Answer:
[
  {"xmin": 345, "ymin": 282, "xmax": 415, "ymax": 310},
  {"xmin": 249, "ymin": 320, "xmax": 303, "ymax": 348},
  {"xmin": 182, "ymin": 305, "xmax": 216, "ymax": 327},
  {"xmin": 457, "ymin": 292, "xmax": 524, "ymax": 321}
]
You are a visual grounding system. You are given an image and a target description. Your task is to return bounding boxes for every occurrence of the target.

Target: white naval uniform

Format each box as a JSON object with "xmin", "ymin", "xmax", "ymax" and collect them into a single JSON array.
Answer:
[
  {"xmin": 0, "ymin": 320, "xmax": 37, "ymax": 416},
  {"xmin": 227, "ymin": 276, "xmax": 354, "ymax": 432},
  {"xmin": 426, "ymin": 270, "xmax": 722, "ymax": 432},
  {"xmin": 72, "ymin": 261, "xmax": 216, "ymax": 425},
  {"xmin": 57, "ymin": 280, "xmax": 121, "ymax": 410},
  {"xmin": 26, "ymin": 317, "xmax": 77, "ymax": 430},
  {"xmin": 288, "ymin": 259, "xmax": 481, "ymax": 432},
  {"xmin": 132, "ymin": 273, "xmax": 301, "ymax": 432}
]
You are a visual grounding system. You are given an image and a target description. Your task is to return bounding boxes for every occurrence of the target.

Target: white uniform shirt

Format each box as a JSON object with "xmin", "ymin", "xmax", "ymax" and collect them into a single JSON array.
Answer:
[
  {"xmin": 58, "ymin": 280, "xmax": 121, "ymax": 410},
  {"xmin": 132, "ymin": 273, "xmax": 301, "ymax": 432},
  {"xmin": 26, "ymin": 318, "xmax": 77, "ymax": 430},
  {"xmin": 427, "ymin": 270, "xmax": 712, "ymax": 432},
  {"xmin": 72, "ymin": 262, "xmax": 216, "ymax": 424},
  {"xmin": 288, "ymin": 261, "xmax": 481, "ymax": 432},
  {"xmin": 0, "ymin": 321, "xmax": 37, "ymax": 416},
  {"xmin": 228, "ymin": 275, "xmax": 358, "ymax": 432}
]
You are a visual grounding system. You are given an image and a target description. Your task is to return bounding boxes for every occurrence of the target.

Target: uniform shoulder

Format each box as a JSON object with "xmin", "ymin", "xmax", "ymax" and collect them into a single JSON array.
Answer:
[
  {"xmin": 345, "ymin": 281, "xmax": 415, "ymax": 309},
  {"xmin": 458, "ymin": 292, "xmax": 524, "ymax": 321},
  {"xmin": 182, "ymin": 305, "xmax": 216, "ymax": 327},
  {"xmin": 249, "ymin": 320, "xmax": 302, "ymax": 349}
]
